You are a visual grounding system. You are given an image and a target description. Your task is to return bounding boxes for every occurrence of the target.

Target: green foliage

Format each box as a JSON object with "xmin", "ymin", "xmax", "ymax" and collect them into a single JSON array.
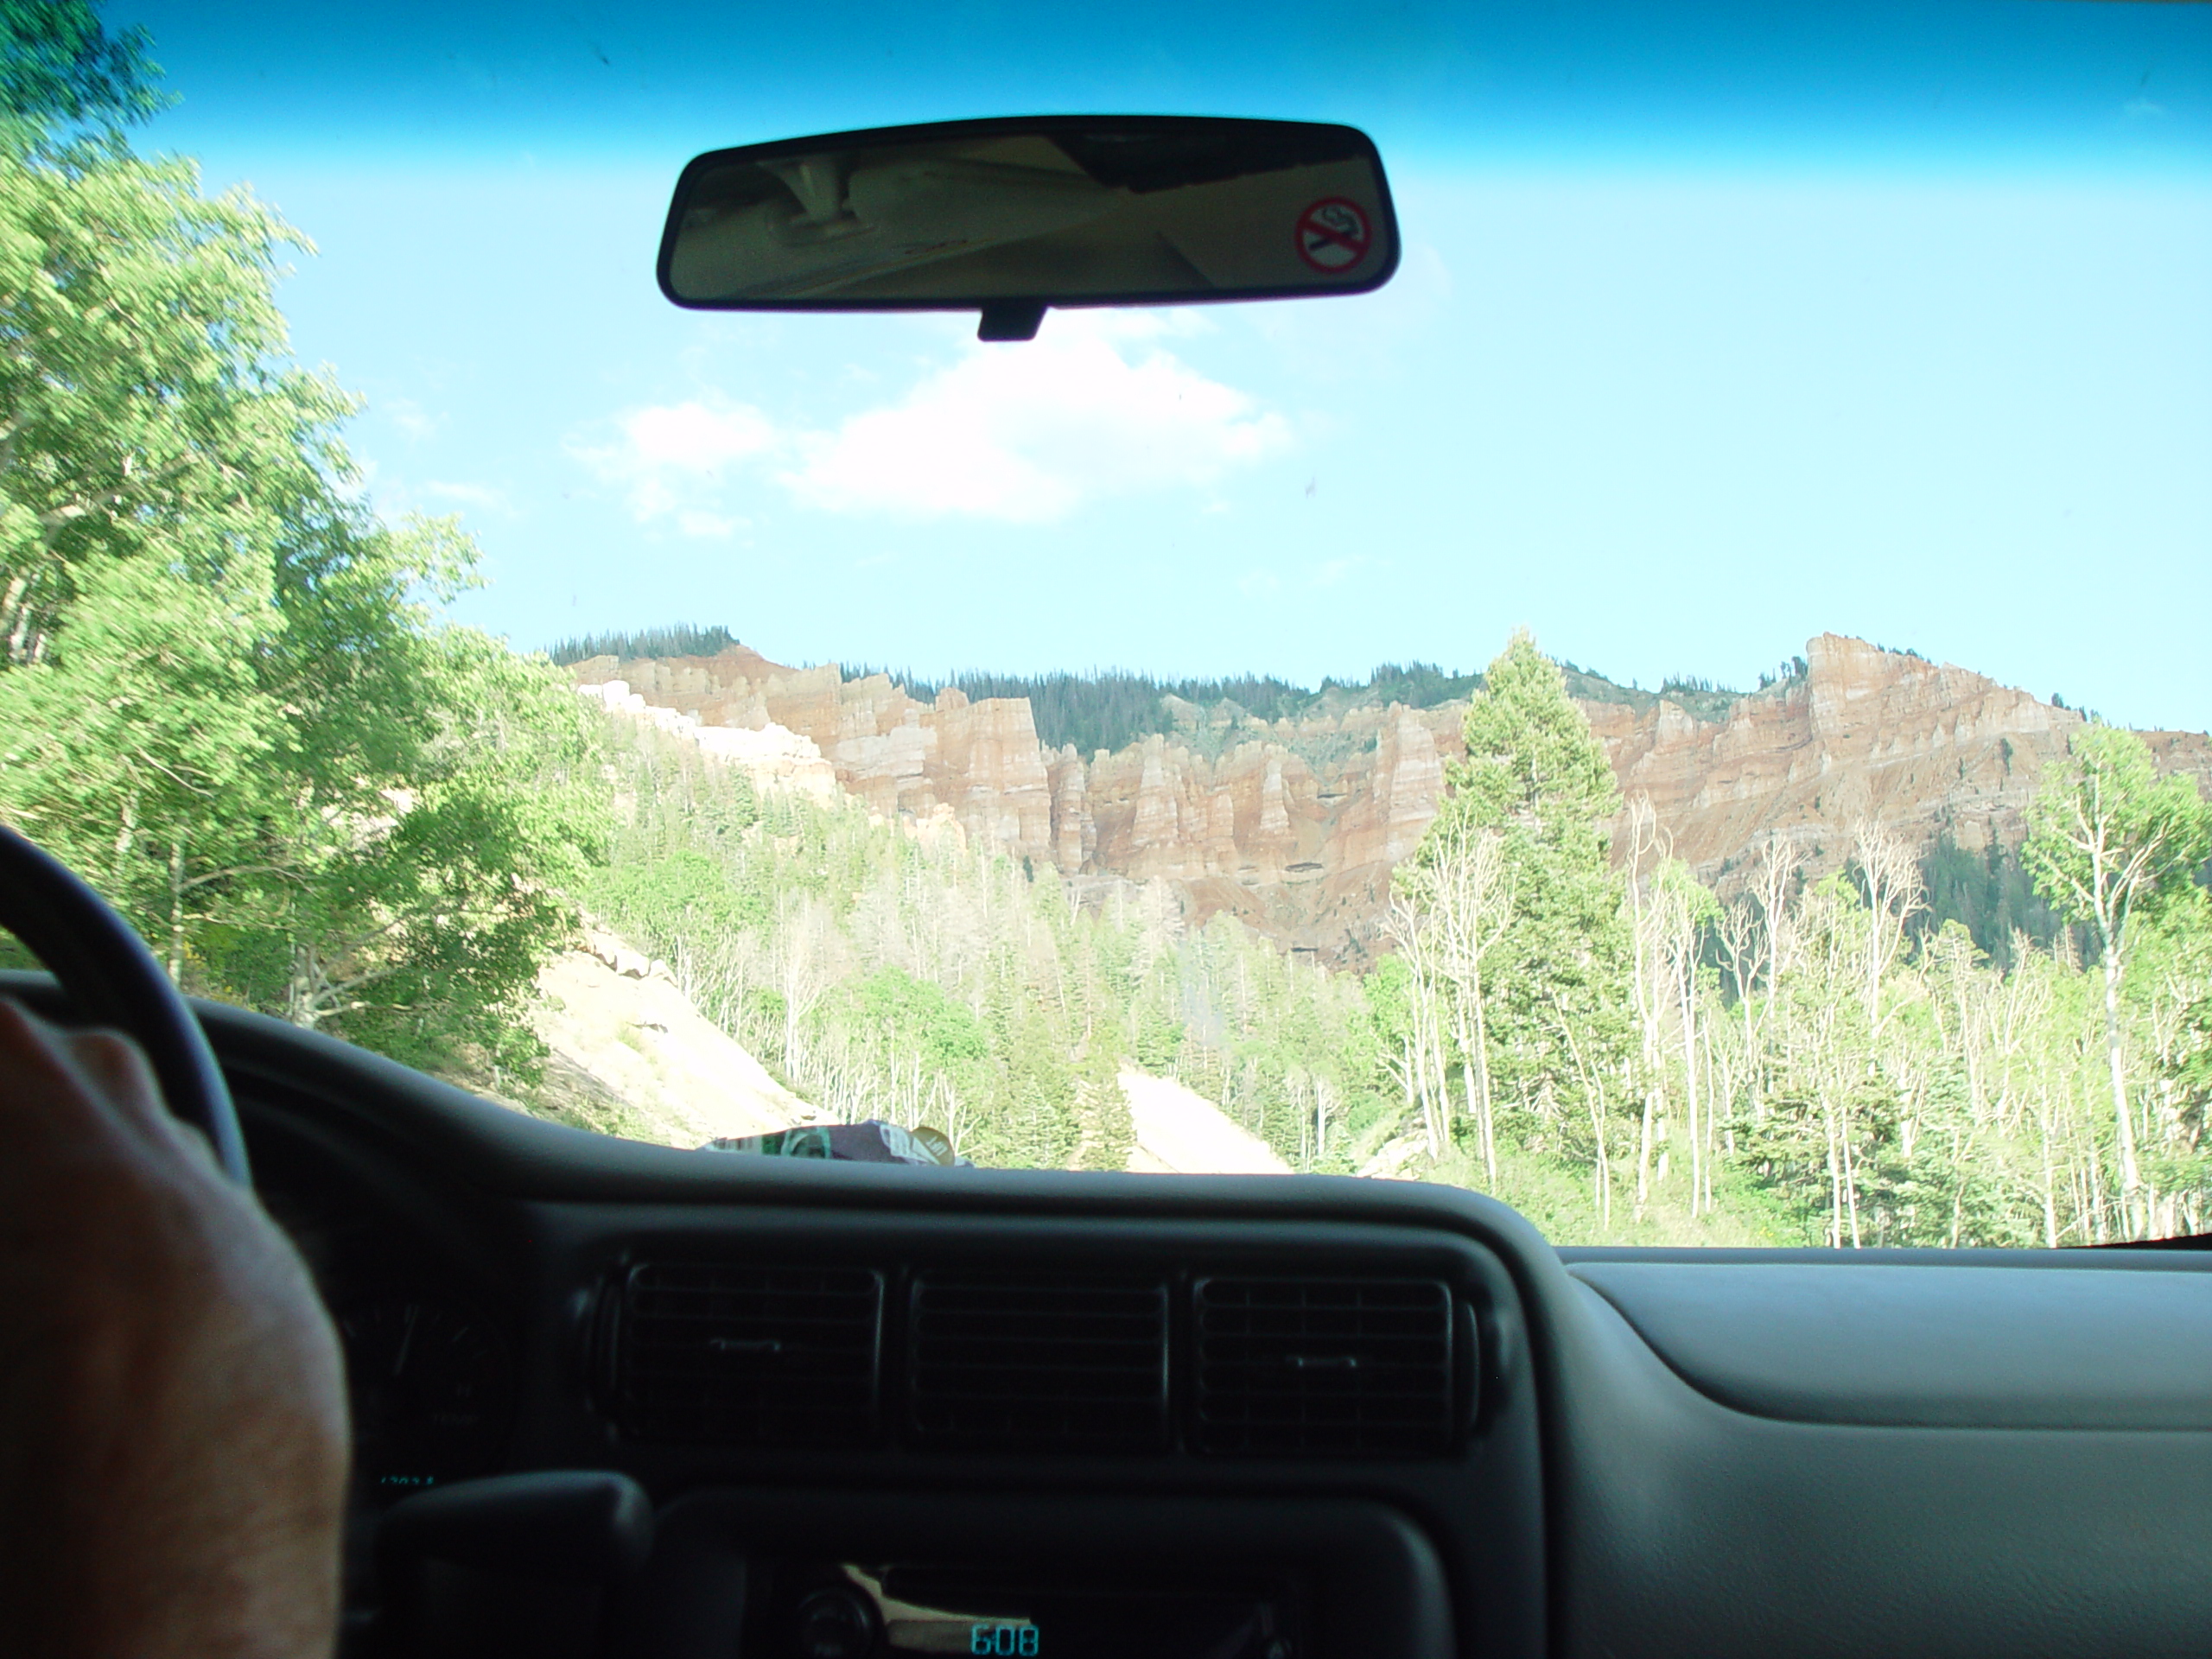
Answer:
[
  {"xmin": 847, "ymin": 654, "xmax": 1741, "ymax": 760},
  {"xmin": 573, "ymin": 632, "xmax": 2212, "ymax": 1239},
  {"xmin": 2158, "ymin": 915, "xmax": 2212, "ymax": 1156},
  {"xmin": 837, "ymin": 967, "xmax": 991, "ymax": 1072},
  {"xmin": 1655, "ymin": 675, "xmax": 1742, "ymax": 722},
  {"xmin": 854, "ymin": 666, "xmax": 1317, "ymax": 755},
  {"xmin": 584, "ymin": 717, "xmax": 1387, "ymax": 1172},
  {"xmin": 593, "ymin": 849, "xmax": 768, "ymax": 938},
  {"xmin": 1916, "ymin": 832, "xmax": 2063, "ymax": 966},
  {"xmin": 0, "ymin": 0, "xmax": 167, "ymax": 130},
  {"xmin": 1072, "ymin": 1020, "xmax": 1134, "ymax": 1172},
  {"xmin": 2024, "ymin": 724, "xmax": 2212, "ymax": 950},
  {"xmin": 1433, "ymin": 629, "xmax": 1632, "ymax": 1129},
  {"xmin": 1370, "ymin": 632, "xmax": 2212, "ymax": 1244},
  {"xmin": 20, "ymin": 11, "xmax": 2198, "ymax": 1246},
  {"xmin": 1322, "ymin": 661, "xmax": 1483, "ymax": 711},
  {"xmin": 1448, "ymin": 630, "xmax": 1624, "ymax": 837},
  {"xmin": 546, "ymin": 622, "xmax": 739, "ymax": 665},
  {"xmin": 846, "ymin": 662, "xmax": 1491, "ymax": 757},
  {"xmin": 1755, "ymin": 655, "xmax": 1811, "ymax": 691},
  {"xmin": 0, "ymin": 119, "xmax": 603, "ymax": 1078}
]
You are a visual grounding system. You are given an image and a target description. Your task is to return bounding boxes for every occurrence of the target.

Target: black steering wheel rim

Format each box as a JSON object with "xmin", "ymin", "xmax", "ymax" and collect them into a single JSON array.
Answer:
[{"xmin": 0, "ymin": 823, "xmax": 248, "ymax": 1183}]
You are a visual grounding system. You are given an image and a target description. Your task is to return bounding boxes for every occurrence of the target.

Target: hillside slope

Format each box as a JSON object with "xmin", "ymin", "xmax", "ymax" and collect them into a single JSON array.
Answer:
[{"xmin": 526, "ymin": 930, "xmax": 819, "ymax": 1146}]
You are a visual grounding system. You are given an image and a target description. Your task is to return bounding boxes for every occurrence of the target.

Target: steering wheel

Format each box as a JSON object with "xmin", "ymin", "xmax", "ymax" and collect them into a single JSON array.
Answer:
[{"xmin": 0, "ymin": 823, "xmax": 249, "ymax": 1183}]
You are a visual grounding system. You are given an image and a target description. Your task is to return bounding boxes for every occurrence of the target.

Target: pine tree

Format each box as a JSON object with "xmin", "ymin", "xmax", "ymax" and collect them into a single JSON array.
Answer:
[
  {"xmin": 1073, "ymin": 1020, "xmax": 1134, "ymax": 1172},
  {"xmin": 1417, "ymin": 630, "xmax": 1632, "ymax": 1170}
]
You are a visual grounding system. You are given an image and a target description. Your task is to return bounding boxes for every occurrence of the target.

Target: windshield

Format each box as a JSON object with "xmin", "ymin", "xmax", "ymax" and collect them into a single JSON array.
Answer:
[{"xmin": 1, "ymin": 0, "xmax": 2206, "ymax": 1245}]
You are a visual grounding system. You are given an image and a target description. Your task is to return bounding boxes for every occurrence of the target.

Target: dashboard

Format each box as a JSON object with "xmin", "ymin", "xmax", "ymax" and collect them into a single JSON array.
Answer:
[{"xmin": 129, "ymin": 987, "xmax": 2212, "ymax": 1658}]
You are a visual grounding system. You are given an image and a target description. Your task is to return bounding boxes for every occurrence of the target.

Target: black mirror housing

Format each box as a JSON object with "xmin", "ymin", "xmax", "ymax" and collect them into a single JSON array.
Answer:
[{"xmin": 658, "ymin": 115, "xmax": 1399, "ymax": 340}]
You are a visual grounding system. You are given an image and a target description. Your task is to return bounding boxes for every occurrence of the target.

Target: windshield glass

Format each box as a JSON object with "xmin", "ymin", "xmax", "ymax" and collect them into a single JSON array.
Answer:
[{"xmin": 2, "ymin": 0, "xmax": 2207, "ymax": 1244}]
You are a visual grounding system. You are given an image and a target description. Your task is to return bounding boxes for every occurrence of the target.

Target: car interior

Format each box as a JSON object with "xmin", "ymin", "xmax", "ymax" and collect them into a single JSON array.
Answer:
[{"xmin": 4, "ymin": 12, "xmax": 2210, "ymax": 1659}]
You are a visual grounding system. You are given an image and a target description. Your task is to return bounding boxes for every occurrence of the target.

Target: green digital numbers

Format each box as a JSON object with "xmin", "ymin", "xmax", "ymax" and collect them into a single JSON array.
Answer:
[{"xmin": 968, "ymin": 1622, "xmax": 1039, "ymax": 1656}]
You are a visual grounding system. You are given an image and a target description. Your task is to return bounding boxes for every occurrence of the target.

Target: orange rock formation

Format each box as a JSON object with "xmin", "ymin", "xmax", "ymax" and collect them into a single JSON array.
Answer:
[{"xmin": 574, "ymin": 636, "xmax": 2212, "ymax": 964}]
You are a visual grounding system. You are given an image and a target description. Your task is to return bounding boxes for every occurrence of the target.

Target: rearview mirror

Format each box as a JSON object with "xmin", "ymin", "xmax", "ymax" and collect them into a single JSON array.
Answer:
[{"xmin": 658, "ymin": 116, "xmax": 1398, "ymax": 340}]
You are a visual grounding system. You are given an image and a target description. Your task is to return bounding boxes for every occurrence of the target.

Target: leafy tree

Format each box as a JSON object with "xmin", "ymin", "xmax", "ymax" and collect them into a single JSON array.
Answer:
[
  {"xmin": 2163, "ymin": 934, "xmax": 2212, "ymax": 1174},
  {"xmin": 0, "ymin": 96, "xmax": 604, "ymax": 1077},
  {"xmin": 594, "ymin": 849, "xmax": 769, "ymax": 941},
  {"xmin": 2024, "ymin": 725, "xmax": 2211, "ymax": 1232},
  {"xmin": 0, "ymin": 0, "xmax": 165, "ymax": 131},
  {"xmin": 842, "ymin": 967, "xmax": 991, "ymax": 1077},
  {"xmin": 0, "ymin": 137, "xmax": 348, "ymax": 664},
  {"xmin": 199, "ymin": 626, "xmax": 603, "ymax": 1074}
]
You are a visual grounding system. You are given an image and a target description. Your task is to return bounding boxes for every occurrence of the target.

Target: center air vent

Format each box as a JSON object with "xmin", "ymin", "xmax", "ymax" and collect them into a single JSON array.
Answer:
[
  {"xmin": 1192, "ymin": 1277, "xmax": 1457, "ymax": 1457},
  {"xmin": 907, "ymin": 1273, "xmax": 1169, "ymax": 1452},
  {"xmin": 611, "ymin": 1262, "xmax": 883, "ymax": 1446}
]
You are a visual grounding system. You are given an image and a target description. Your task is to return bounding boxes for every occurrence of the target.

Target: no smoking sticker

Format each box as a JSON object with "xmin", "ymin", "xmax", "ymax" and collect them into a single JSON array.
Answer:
[{"xmin": 1295, "ymin": 197, "xmax": 1372, "ymax": 273}]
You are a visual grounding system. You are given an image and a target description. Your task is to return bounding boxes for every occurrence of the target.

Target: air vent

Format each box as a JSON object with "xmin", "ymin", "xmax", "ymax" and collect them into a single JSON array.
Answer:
[
  {"xmin": 612, "ymin": 1262, "xmax": 883, "ymax": 1446},
  {"xmin": 908, "ymin": 1274, "xmax": 1169, "ymax": 1452},
  {"xmin": 1192, "ymin": 1277, "xmax": 1456, "ymax": 1456}
]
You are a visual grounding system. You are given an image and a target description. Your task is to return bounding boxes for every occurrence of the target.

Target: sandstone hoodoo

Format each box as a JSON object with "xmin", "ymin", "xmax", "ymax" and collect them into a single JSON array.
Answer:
[{"xmin": 570, "ymin": 637, "xmax": 2212, "ymax": 963}]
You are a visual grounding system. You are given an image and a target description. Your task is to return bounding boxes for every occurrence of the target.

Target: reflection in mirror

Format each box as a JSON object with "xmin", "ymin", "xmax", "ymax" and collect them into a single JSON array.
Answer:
[{"xmin": 660, "ymin": 117, "xmax": 1397, "ymax": 337}]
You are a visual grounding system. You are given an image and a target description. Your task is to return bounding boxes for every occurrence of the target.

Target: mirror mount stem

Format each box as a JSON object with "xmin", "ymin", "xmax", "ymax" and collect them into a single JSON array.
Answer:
[{"xmin": 977, "ymin": 301, "xmax": 1046, "ymax": 342}]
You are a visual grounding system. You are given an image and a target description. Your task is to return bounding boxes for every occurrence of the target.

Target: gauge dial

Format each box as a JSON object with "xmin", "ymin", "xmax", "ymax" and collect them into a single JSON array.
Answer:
[{"xmin": 339, "ymin": 1297, "xmax": 514, "ymax": 1497}]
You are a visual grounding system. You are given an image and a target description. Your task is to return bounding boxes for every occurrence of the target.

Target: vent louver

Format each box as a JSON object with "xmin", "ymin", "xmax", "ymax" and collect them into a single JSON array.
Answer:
[
  {"xmin": 612, "ymin": 1262, "xmax": 883, "ymax": 1446},
  {"xmin": 908, "ymin": 1274, "xmax": 1169, "ymax": 1452},
  {"xmin": 1192, "ymin": 1277, "xmax": 1456, "ymax": 1456}
]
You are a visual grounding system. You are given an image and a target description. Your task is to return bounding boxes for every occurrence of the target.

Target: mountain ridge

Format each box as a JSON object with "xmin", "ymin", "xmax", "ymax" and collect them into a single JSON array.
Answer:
[{"xmin": 570, "ymin": 635, "xmax": 2212, "ymax": 963}]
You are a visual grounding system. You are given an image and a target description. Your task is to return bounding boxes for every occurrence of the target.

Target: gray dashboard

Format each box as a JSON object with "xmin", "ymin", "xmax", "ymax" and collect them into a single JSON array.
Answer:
[{"xmin": 180, "ymin": 990, "xmax": 2212, "ymax": 1659}]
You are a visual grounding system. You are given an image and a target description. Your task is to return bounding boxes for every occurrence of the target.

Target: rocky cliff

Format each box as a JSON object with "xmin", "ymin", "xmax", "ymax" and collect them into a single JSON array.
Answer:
[
  {"xmin": 572, "ymin": 636, "xmax": 2212, "ymax": 963},
  {"xmin": 1591, "ymin": 635, "xmax": 2212, "ymax": 884}
]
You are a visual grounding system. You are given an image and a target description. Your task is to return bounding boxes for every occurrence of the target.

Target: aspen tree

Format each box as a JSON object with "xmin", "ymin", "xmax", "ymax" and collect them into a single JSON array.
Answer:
[{"xmin": 2024, "ymin": 727, "xmax": 2211, "ymax": 1237}]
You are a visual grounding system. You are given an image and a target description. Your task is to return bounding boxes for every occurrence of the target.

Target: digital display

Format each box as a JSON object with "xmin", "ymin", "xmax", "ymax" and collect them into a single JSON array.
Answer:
[
  {"xmin": 967, "ymin": 1623, "xmax": 1039, "ymax": 1656},
  {"xmin": 866, "ymin": 1613, "xmax": 1036, "ymax": 1657}
]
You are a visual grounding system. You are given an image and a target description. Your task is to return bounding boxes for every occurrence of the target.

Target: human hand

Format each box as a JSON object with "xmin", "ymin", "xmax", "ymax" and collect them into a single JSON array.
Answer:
[{"xmin": 0, "ymin": 996, "xmax": 349, "ymax": 1658}]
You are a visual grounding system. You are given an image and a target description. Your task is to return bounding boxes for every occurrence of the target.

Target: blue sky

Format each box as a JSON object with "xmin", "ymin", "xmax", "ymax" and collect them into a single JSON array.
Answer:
[{"xmin": 129, "ymin": 1, "xmax": 2212, "ymax": 728}]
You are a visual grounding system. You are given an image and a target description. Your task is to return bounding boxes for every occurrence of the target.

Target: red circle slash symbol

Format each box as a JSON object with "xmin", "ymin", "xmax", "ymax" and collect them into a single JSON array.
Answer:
[{"xmin": 1296, "ymin": 198, "xmax": 1372, "ymax": 273}]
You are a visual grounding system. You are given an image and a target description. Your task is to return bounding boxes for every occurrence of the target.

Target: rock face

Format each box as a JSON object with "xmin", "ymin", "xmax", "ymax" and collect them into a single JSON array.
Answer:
[
  {"xmin": 579, "ymin": 677, "xmax": 838, "ymax": 801},
  {"xmin": 572, "ymin": 638, "xmax": 2212, "ymax": 963},
  {"xmin": 1588, "ymin": 634, "xmax": 2207, "ymax": 883}
]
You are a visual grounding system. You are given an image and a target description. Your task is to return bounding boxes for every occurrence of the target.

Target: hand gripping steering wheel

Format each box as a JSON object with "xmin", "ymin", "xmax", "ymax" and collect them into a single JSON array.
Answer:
[{"xmin": 0, "ymin": 823, "xmax": 249, "ymax": 1183}]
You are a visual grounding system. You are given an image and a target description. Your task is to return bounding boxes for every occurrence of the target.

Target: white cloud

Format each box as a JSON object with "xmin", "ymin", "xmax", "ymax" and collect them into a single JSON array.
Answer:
[
  {"xmin": 572, "ymin": 317, "xmax": 1288, "ymax": 529},
  {"xmin": 569, "ymin": 397, "xmax": 776, "ymax": 523},
  {"xmin": 784, "ymin": 315, "xmax": 1292, "ymax": 523},
  {"xmin": 675, "ymin": 509, "xmax": 748, "ymax": 539},
  {"xmin": 385, "ymin": 397, "xmax": 443, "ymax": 442},
  {"xmin": 423, "ymin": 480, "xmax": 511, "ymax": 514}
]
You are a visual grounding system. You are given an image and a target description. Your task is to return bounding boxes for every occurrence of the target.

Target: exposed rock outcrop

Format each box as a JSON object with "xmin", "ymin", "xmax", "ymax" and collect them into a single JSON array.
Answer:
[
  {"xmin": 579, "ymin": 677, "xmax": 837, "ymax": 801},
  {"xmin": 571, "ymin": 638, "xmax": 2212, "ymax": 963},
  {"xmin": 1588, "ymin": 634, "xmax": 2198, "ymax": 882}
]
